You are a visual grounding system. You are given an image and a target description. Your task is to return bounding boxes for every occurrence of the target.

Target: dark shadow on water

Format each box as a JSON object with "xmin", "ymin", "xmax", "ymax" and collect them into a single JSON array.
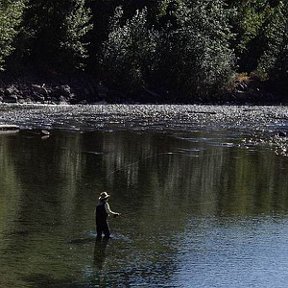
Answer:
[
  {"xmin": 22, "ymin": 239, "xmax": 110, "ymax": 288},
  {"xmin": 67, "ymin": 236, "xmax": 96, "ymax": 245},
  {"xmin": 94, "ymin": 238, "xmax": 109, "ymax": 270},
  {"xmin": 23, "ymin": 272, "xmax": 110, "ymax": 288},
  {"xmin": 22, "ymin": 274, "xmax": 94, "ymax": 288}
]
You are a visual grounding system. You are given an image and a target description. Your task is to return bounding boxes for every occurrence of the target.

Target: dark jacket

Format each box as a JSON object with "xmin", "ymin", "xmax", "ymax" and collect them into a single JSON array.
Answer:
[{"xmin": 96, "ymin": 201, "xmax": 108, "ymax": 225}]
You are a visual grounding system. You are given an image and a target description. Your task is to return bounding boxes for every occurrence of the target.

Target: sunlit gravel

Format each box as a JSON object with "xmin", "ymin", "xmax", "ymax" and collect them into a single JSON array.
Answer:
[{"xmin": 1, "ymin": 103, "xmax": 288, "ymax": 155}]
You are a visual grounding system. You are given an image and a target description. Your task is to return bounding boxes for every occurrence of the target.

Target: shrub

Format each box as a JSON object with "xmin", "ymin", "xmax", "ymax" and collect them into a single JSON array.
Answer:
[
  {"xmin": 0, "ymin": 0, "xmax": 24, "ymax": 71},
  {"xmin": 155, "ymin": 0, "xmax": 235, "ymax": 101},
  {"xmin": 100, "ymin": 6, "xmax": 159, "ymax": 94}
]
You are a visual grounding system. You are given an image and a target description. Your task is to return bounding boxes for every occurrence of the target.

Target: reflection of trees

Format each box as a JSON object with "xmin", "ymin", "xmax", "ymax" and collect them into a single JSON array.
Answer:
[
  {"xmin": 102, "ymin": 132, "xmax": 288, "ymax": 217},
  {"xmin": 102, "ymin": 132, "xmax": 153, "ymax": 187},
  {"xmin": 1, "ymin": 133, "xmax": 87, "ymax": 230},
  {"xmin": 1, "ymin": 130, "xmax": 288, "ymax": 287},
  {"xmin": 1, "ymin": 130, "xmax": 288, "ymax": 230},
  {"xmin": 218, "ymin": 148, "xmax": 288, "ymax": 215},
  {"xmin": 0, "ymin": 135, "xmax": 22, "ymax": 237}
]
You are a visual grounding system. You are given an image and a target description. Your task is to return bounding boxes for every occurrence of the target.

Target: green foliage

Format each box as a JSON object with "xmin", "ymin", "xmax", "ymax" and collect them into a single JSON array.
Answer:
[
  {"xmin": 60, "ymin": 0, "xmax": 93, "ymax": 70},
  {"xmin": 156, "ymin": 0, "xmax": 235, "ymax": 100},
  {"xmin": 229, "ymin": 0, "xmax": 282, "ymax": 72},
  {"xmin": 20, "ymin": 0, "xmax": 92, "ymax": 71},
  {"xmin": 257, "ymin": 2, "xmax": 288, "ymax": 82},
  {"xmin": 0, "ymin": 0, "xmax": 24, "ymax": 70},
  {"xmin": 0, "ymin": 0, "xmax": 288, "ymax": 102},
  {"xmin": 100, "ymin": 6, "xmax": 159, "ymax": 93}
]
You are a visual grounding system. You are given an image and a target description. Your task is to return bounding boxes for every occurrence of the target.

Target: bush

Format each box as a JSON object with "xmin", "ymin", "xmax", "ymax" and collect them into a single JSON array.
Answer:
[
  {"xmin": 18, "ymin": 0, "xmax": 92, "ymax": 72},
  {"xmin": 155, "ymin": 0, "xmax": 235, "ymax": 101},
  {"xmin": 257, "ymin": 2, "xmax": 288, "ymax": 84},
  {"xmin": 100, "ymin": 6, "xmax": 159, "ymax": 94},
  {"xmin": 0, "ymin": 0, "xmax": 24, "ymax": 71}
]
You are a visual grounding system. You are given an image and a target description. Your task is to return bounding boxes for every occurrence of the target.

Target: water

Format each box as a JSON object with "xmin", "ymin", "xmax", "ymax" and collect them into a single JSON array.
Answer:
[{"xmin": 1, "ymin": 105, "xmax": 288, "ymax": 287}]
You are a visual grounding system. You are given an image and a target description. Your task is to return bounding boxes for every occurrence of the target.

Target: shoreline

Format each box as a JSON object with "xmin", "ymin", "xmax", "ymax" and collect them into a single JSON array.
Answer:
[
  {"xmin": 0, "ymin": 104, "xmax": 287, "ymax": 157},
  {"xmin": 0, "ymin": 73, "xmax": 286, "ymax": 106}
]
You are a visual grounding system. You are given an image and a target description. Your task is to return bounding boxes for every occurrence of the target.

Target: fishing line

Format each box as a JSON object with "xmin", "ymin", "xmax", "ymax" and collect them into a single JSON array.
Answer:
[
  {"xmin": 105, "ymin": 150, "xmax": 224, "ymax": 207},
  {"xmin": 106, "ymin": 152, "xmax": 174, "ymax": 177}
]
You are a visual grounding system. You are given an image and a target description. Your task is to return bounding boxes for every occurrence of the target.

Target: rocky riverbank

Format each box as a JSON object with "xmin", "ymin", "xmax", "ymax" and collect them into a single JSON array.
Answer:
[
  {"xmin": 0, "ymin": 73, "xmax": 108, "ymax": 105},
  {"xmin": 0, "ymin": 72, "xmax": 286, "ymax": 105}
]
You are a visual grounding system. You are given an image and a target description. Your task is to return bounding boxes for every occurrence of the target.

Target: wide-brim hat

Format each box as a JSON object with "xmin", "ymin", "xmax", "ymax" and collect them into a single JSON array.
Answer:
[{"xmin": 99, "ymin": 192, "xmax": 110, "ymax": 200}]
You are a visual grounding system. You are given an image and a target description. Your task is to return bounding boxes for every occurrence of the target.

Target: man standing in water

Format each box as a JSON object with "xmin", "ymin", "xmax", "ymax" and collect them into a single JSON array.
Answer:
[{"xmin": 95, "ymin": 192, "xmax": 120, "ymax": 239}]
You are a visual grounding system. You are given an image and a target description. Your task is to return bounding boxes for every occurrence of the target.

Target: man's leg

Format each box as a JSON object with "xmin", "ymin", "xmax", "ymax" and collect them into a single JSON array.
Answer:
[
  {"xmin": 96, "ymin": 225, "xmax": 103, "ymax": 239},
  {"xmin": 102, "ymin": 222, "xmax": 111, "ymax": 239}
]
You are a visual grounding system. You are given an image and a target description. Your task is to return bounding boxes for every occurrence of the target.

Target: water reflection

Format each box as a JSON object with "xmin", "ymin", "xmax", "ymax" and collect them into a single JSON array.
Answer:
[
  {"xmin": 0, "ymin": 130, "xmax": 288, "ymax": 287},
  {"xmin": 94, "ymin": 238, "xmax": 109, "ymax": 270}
]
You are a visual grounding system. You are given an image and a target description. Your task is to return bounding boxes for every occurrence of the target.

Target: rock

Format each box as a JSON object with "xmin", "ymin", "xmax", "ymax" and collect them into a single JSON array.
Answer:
[
  {"xmin": 32, "ymin": 92, "xmax": 45, "ymax": 103},
  {"xmin": 278, "ymin": 131, "xmax": 287, "ymax": 137},
  {"xmin": 21, "ymin": 129, "xmax": 50, "ymax": 137},
  {"xmin": 79, "ymin": 100, "xmax": 88, "ymax": 105},
  {"xmin": 18, "ymin": 98, "xmax": 26, "ymax": 104},
  {"xmin": 3, "ymin": 85, "xmax": 21, "ymax": 103},
  {"xmin": 31, "ymin": 84, "xmax": 49, "ymax": 97},
  {"xmin": 24, "ymin": 97, "xmax": 33, "ymax": 104},
  {"xmin": 40, "ymin": 130, "xmax": 50, "ymax": 136},
  {"xmin": 58, "ymin": 96, "xmax": 69, "ymax": 105},
  {"xmin": 5, "ymin": 85, "xmax": 19, "ymax": 97},
  {"xmin": 55, "ymin": 85, "xmax": 72, "ymax": 98},
  {"xmin": 68, "ymin": 93, "xmax": 76, "ymax": 102},
  {"xmin": 70, "ymin": 96, "xmax": 79, "ymax": 104},
  {"xmin": 0, "ymin": 125, "xmax": 20, "ymax": 134},
  {"xmin": 94, "ymin": 100, "xmax": 108, "ymax": 105},
  {"xmin": 3, "ymin": 94, "xmax": 18, "ymax": 103}
]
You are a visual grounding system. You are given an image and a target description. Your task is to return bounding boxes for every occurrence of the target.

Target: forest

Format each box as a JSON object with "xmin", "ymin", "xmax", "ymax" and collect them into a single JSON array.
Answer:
[{"xmin": 0, "ymin": 0, "xmax": 288, "ymax": 103}]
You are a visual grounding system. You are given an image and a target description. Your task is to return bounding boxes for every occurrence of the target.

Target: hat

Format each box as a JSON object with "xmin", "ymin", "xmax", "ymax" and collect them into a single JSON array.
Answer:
[{"xmin": 99, "ymin": 192, "xmax": 110, "ymax": 200}]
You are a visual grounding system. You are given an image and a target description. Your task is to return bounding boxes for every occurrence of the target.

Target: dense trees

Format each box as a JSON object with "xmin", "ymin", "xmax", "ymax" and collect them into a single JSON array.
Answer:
[
  {"xmin": 19, "ymin": 0, "xmax": 93, "ymax": 71},
  {"xmin": 155, "ymin": 0, "xmax": 235, "ymax": 101},
  {"xmin": 0, "ymin": 0, "xmax": 24, "ymax": 71},
  {"xmin": 101, "ymin": 6, "xmax": 159, "ymax": 95},
  {"xmin": 0, "ymin": 0, "xmax": 287, "ymax": 102}
]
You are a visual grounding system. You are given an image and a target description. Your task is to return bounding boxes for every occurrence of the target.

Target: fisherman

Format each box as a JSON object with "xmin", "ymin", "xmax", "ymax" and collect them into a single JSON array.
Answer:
[{"xmin": 95, "ymin": 192, "xmax": 120, "ymax": 239}]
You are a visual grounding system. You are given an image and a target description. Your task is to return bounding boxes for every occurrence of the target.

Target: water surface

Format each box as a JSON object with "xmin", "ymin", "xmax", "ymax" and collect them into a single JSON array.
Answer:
[{"xmin": 1, "ymin": 105, "xmax": 288, "ymax": 287}]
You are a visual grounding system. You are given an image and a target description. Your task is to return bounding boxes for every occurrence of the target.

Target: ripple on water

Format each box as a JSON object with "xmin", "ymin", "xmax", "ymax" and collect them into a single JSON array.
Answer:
[{"xmin": 171, "ymin": 216, "xmax": 288, "ymax": 288}]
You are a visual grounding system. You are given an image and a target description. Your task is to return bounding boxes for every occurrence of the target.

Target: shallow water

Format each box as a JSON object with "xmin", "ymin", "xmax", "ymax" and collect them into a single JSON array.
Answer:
[{"xmin": 1, "ymin": 105, "xmax": 288, "ymax": 287}]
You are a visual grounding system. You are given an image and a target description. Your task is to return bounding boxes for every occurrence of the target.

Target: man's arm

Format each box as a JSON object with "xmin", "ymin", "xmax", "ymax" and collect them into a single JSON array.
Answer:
[{"xmin": 104, "ymin": 202, "xmax": 120, "ymax": 216}]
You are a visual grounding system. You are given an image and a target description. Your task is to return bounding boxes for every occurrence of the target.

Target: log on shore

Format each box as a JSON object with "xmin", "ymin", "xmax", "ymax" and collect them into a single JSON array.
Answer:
[{"xmin": 0, "ymin": 125, "xmax": 20, "ymax": 134}]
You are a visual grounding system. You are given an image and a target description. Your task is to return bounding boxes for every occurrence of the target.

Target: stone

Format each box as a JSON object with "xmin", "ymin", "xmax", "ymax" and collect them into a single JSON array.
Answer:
[
  {"xmin": 32, "ymin": 92, "xmax": 45, "ymax": 103},
  {"xmin": 32, "ymin": 84, "xmax": 49, "ymax": 97},
  {"xmin": 5, "ymin": 85, "xmax": 19, "ymax": 97},
  {"xmin": 278, "ymin": 131, "xmax": 287, "ymax": 137},
  {"xmin": 24, "ymin": 97, "xmax": 33, "ymax": 104},
  {"xmin": 58, "ymin": 95, "xmax": 69, "ymax": 105},
  {"xmin": 55, "ymin": 85, "xmax": 72, "ymax": 97},
  {"xmin": 79, "ymin": 100, "xmax": 88, "ymax": 105},
  {"xmin": 3, "ymin": 95, "xmax": 18, "ymax": 103}
]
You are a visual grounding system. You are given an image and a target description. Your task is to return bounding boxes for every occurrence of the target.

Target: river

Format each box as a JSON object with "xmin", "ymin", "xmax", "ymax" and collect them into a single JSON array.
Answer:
[{"xmin": 0, "ymin": 104, "xmax": 288, "ymax": 287}]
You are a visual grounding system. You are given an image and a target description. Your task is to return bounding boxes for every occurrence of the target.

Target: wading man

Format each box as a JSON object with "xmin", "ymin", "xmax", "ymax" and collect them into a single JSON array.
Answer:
[{"xmin": 95, "ymin": 192, "xmax": 120, "ymax": 239}]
